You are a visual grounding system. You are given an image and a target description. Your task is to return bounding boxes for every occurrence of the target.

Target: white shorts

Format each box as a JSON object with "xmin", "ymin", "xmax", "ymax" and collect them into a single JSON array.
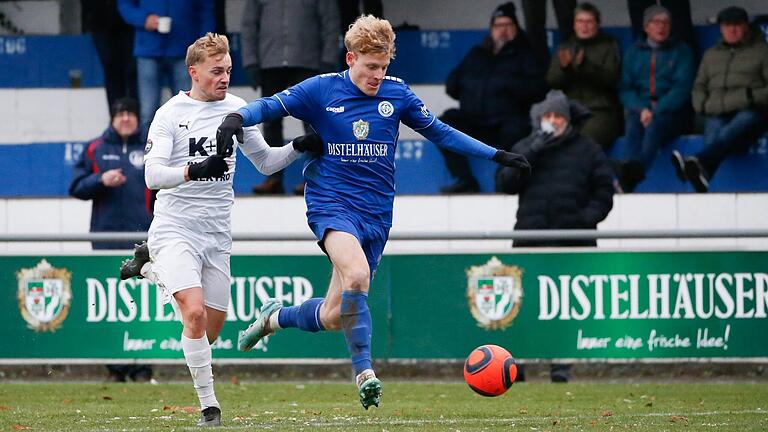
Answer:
[{"xmin": 148, "ymin": 224, "xmax": 232, "ymax": 312}]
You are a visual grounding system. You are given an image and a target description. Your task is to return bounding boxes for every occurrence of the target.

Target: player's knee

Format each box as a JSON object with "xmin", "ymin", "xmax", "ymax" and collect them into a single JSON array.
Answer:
[
  {"xmin": 342, "ymin": 268, "xmax": 370, "ymax": 292},
  {"xmin": 183, "ymin": 305, "xmax": 208, "ymax": 331}
]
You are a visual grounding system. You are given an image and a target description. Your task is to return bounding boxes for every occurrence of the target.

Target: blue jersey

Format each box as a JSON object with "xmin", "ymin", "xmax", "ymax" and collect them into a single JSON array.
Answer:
[{"xmin": 239, "ymin": 71, "xmax": 497, "ymax": 226}]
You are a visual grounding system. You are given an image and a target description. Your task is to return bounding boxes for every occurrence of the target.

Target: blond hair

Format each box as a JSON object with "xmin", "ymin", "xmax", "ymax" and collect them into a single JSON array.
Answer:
[
  {"xmin": 344, "ymin": 15, "xmax": 396, "ymax": 58},
  {"xmin": 186, "ymin": 32, "xmax": 230, "ymax": 67}
]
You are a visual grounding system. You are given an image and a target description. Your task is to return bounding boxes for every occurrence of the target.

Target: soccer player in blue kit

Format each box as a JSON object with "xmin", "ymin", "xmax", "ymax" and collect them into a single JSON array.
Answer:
[{"xmin": 216, "ymin": 15, "xmax": 530, "ymax": 409}]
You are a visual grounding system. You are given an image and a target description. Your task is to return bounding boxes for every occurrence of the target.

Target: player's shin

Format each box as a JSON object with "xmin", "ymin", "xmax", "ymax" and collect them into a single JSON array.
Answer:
[
  {"xmin": 181, "ymin": 333, "xmax": 220, "ymax": 410},
  {"xmin": 340, "ymin": 291, "xmax": 372, "ymax": 374}
]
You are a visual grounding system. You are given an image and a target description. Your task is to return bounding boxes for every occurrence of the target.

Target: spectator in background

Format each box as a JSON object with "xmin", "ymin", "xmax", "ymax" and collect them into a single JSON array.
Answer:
[
  {"xmin": 81, "ymin": 0, "xmax": 137, "ymax": 110},
  {"xmin": 496, "ymin": 90, "xmax": 614, "ymax": 382},
  {"xmin": 672, "ymin": 6, "xmax": 768, "ymax": 193},
  {"xmin": 118, "ymin": 0, "xmax": 215, "ymax": 133},
  {"xmin": 547, "ymin": 2, "xmax": 622, "ymax": 150},
  {"xmin": 68, "ymin": 97, "xmax": 154, "ymax": 383},
  {"xmin": 522, "ymin": 0, "xmax": 577, "ymax": 66},
  {"xmin": 616, "ymin": 5, "xmax": 694, "ymax": 193},
  {"xmin": 627, "ymin": 0, "xmax": 697, "ymax": 61},
  {"xmin": 337, "ymin": 0, "xmax": 384, "ymax": 68},
  {"xmin": 439, "ymin": 2, "xmax": 545, "ymax": 193},
  {"xmin": 241, "ymin": 0, "xmax": 340, "ymax": 195}
]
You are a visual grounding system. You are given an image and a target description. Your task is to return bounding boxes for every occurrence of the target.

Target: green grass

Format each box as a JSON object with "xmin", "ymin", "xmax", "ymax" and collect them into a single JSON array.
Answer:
[{"xmin": 0, "ymin": 382, "xmax": 766, "ymax": 431}]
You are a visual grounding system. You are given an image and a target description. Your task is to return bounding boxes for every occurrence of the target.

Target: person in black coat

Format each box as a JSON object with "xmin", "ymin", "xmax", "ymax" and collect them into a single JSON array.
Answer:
[
  {"xmin": 496, "ymin": 90, "xmax": 614, "ymax": 382},
  {"xmin": 439, "ymin": 2, "xmax": 546, "ymax": 193}
]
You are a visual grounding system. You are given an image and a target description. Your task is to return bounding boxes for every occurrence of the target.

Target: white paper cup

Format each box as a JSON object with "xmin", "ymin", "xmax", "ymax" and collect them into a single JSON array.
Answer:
[{"xmin": 157, "ymin": 17, "xmax": 172, "ymax": 34}]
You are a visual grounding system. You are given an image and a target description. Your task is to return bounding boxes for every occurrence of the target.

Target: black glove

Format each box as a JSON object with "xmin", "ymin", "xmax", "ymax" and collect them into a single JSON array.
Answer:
[
  {"xmin": 291, "ymin": 132, "xmax": 323, "ymax": 154},
  {"xmin": 245, "ymin": 64, "xmax": 261, "ymax": 91},
  {"xmin": 529, "ymin": 130, "xmax": 555, "ymax": 153},
  {"xmin": 188, "ymin": 155, "xmax": 228, "ymax": 180},
  {"xmin": 492, "ymin": 150, "xmax": 531, "ymax": 173},
  {"xmin": 216, "ymin": 113, "xmax": 244, "ymax": 157}
]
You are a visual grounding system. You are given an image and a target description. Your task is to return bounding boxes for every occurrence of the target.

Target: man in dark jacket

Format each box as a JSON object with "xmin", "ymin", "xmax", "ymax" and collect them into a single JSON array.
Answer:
[
  {"xmin": 69, "ymin": 98, "xmax": 153, "ymax": 251},
  {"xmin": 241, "ymin": 0, "xmax": 340, "ymax": 195},
  {"xmin": 672, "ymin": 6, "xmax": 768, "ymax": 192},
  {"xmin": 439, "ymin": 2, "xmax": 546, "ymax": 193},
  {"xmin": 547, "ymin": 2, "xmax": 622, "ymax": 149},
  {"xmin": 496, "ymin": 90, "xmax": 614, "ymax": 381},
  {"xmin": 69, "ymin": 98, "xmax": 154, "ymax": 383}
]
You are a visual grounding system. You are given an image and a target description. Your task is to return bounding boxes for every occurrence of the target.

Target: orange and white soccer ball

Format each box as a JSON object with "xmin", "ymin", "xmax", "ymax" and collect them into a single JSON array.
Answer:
[{"xmin": 463, "ymin": 344, "xmax": 517, "ymax": 396}]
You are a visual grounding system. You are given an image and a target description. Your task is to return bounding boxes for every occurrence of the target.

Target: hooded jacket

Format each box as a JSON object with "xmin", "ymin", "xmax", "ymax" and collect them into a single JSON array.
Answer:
[{"xmin": 496, "ymin": 98, "xmax": 614, "ymax": 247}]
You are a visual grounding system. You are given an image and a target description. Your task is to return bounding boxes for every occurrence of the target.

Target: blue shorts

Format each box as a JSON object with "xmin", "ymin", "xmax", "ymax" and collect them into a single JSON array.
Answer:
[{"xmin": 308, "ymin": 212, "xmax": 390, "ymax": 277}]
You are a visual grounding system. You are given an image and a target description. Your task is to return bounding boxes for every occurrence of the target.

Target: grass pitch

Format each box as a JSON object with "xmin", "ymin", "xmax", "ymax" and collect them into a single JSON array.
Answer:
[{"xmin": 0, "ymin": 381, "xmax": 766, "ymax": 431}]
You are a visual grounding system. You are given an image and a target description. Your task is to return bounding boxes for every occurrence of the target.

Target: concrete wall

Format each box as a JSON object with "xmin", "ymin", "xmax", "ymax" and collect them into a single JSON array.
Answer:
[{"xmin": 2, "ymin": 193, "xmax": 766, "ymax": 254}]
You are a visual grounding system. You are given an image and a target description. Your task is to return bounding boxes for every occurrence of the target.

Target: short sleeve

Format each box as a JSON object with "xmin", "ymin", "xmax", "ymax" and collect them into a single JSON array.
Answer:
[{"xmin": 400, "ymin": 84, "xmax": 436, "ymax": 131}]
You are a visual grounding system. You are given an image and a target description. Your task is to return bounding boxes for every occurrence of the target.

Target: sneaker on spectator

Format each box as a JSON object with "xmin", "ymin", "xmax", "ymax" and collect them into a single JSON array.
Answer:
[
  {"xmin": 684, "ymin": 157, "xmax": 710, "ymax": 193},
  {"xmin": 670, "ymin": 150, "xmax": 687, "ymax": 182}
]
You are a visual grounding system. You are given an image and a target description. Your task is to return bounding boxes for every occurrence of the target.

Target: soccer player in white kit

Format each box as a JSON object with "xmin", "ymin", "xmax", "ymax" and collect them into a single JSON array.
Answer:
[{"xmin": 119, "ymin": 33, "xmax": 321, "ymax": 426}]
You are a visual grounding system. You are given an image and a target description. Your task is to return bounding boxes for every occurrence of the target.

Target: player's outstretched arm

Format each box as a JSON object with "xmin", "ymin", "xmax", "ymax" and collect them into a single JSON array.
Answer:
[{"xmin": 419, "ymin": 118, "xmax": 530, "ymax": 173}]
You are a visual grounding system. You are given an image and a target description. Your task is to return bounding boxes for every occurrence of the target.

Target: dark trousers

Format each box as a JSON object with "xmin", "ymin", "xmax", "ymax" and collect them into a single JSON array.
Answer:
[
  {"xmin": 624, "ymin": 108, "xmax": 688, "ymax": 169},
  {"xmin": 438, "ymin": 108, "xmax": 529, "ymax": 185},
  {"xmin": 91, "ymin": 29, "xmax": 137, "ymax": 111},
  {"xmin": 261, "ymin": 67, "xmax": 317, "ymax": 180},
  {"xmin": 697, "ymin": 110, "xmax": 768, "ymax": 175},
  {"xmin": 522, "ymin": 0, "xmax": 577, "ymax": 65}
]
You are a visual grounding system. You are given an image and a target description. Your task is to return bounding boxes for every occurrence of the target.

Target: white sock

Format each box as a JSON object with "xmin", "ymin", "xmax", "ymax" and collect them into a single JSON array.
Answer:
[
  {"xmin": 181, "ymin": 333, "xmax": 220, "ymax": 410},
  {"xmin": 139, "ymin": 262, "xmax": 158, "ymax": 283},
  {"xmin": 268, "ymin": 310, "xmax": 282, "ymax": 330}
]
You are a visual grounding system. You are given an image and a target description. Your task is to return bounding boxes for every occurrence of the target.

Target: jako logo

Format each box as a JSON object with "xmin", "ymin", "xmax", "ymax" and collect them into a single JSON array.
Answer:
[{"xmin": 326, "ymin": 106, "xmax": 345, "ymax": 113}]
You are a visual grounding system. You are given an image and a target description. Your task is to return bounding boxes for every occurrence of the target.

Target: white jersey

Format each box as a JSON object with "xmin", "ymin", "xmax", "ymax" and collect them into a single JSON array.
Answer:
[{"xmin": 145, "ymin": 91, "xmax": 291, "ymax": 233}]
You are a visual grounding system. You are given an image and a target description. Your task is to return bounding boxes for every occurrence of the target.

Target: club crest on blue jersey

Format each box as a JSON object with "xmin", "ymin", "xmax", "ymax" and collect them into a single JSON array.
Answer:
[
  {"xmin": 353, "ymin": 119, "xmax": 369, "ymax": 140},
  {"xmin": 378, "ymin": 101, "xmax": 394, "ymax": 118}
]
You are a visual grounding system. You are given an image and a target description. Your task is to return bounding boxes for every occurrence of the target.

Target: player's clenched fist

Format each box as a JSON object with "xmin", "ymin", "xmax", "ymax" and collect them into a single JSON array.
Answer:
[
  {"xmin": 216, "ymin": 113, "xmax": 244, "ymax": 157},
  {"xmin": 188, "ymin": 155, "xmax": 228, "ymax": 180}
]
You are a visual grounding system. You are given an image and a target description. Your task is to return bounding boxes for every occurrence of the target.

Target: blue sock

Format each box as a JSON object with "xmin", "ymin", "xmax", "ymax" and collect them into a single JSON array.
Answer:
[
  {"xmin": 277, "ymin": 298, "xmax": 325, "ymax": 332},
  {"xmin": 340, "ymin": 291, "xmax": 373, "ymax": 375}
]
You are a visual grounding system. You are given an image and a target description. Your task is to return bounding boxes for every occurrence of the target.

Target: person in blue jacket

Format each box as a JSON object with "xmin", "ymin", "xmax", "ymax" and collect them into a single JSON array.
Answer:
[
  {"xmin": 216, "ymin": 15, "xmax": 530, "ymax": 410},
  {"xmin": 69, "ymin": 97, "xmax": 153, "ymax": 251},
  {"xmin": 118, "ymin": 0, "xmax": 215, "ymax": 131},
  {"xmin": 69, "ymin": 97, "xmax": 154, "ymax": 383},
  {"xmin": 616, "ymin": 5, "xmax": 694, "ymax": 192}
]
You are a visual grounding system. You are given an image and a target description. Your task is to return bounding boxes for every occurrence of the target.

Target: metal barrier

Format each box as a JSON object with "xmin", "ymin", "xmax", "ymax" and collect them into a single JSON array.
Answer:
[{"xmin": 1, "ymin": 229, "xmax": 768, "ymax": 242}]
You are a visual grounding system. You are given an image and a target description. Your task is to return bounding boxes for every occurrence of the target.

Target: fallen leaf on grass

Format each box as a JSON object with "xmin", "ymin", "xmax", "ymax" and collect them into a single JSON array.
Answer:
[
  {"xmin": 230, "ymin": 375, "xmax": 239, "ymax": 385},
  {"xmin": 163, "ymin": 405, "xmax": 198, "ymax": 413},
  {"xmin": 645, "ymin": 402, "xmax": 653, "ymax": 407},
  {"xmin": 670, "ymin": 416, "xmax": 688, "ymax": 423},
  {"xmin": 102, "ymin": 396, "xmax": 113, "ymax": 400},
  {"xmin": 62, "ymin": 399, "xmax": 73, "ymax": 404},
  {"xmin": 552, "ymin": 419, "xmax": 560, "ymax": 425},
  {"xmin": 601, "ymin": 410, "xmax": 613, "ymax": 417},
  {"xmin": 0, "ymin": 406, "xmax": 11, "ymax": 410},
  {"xmin": 13, "ymin": 425, "xmax": 31, "ymax": 430}
]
